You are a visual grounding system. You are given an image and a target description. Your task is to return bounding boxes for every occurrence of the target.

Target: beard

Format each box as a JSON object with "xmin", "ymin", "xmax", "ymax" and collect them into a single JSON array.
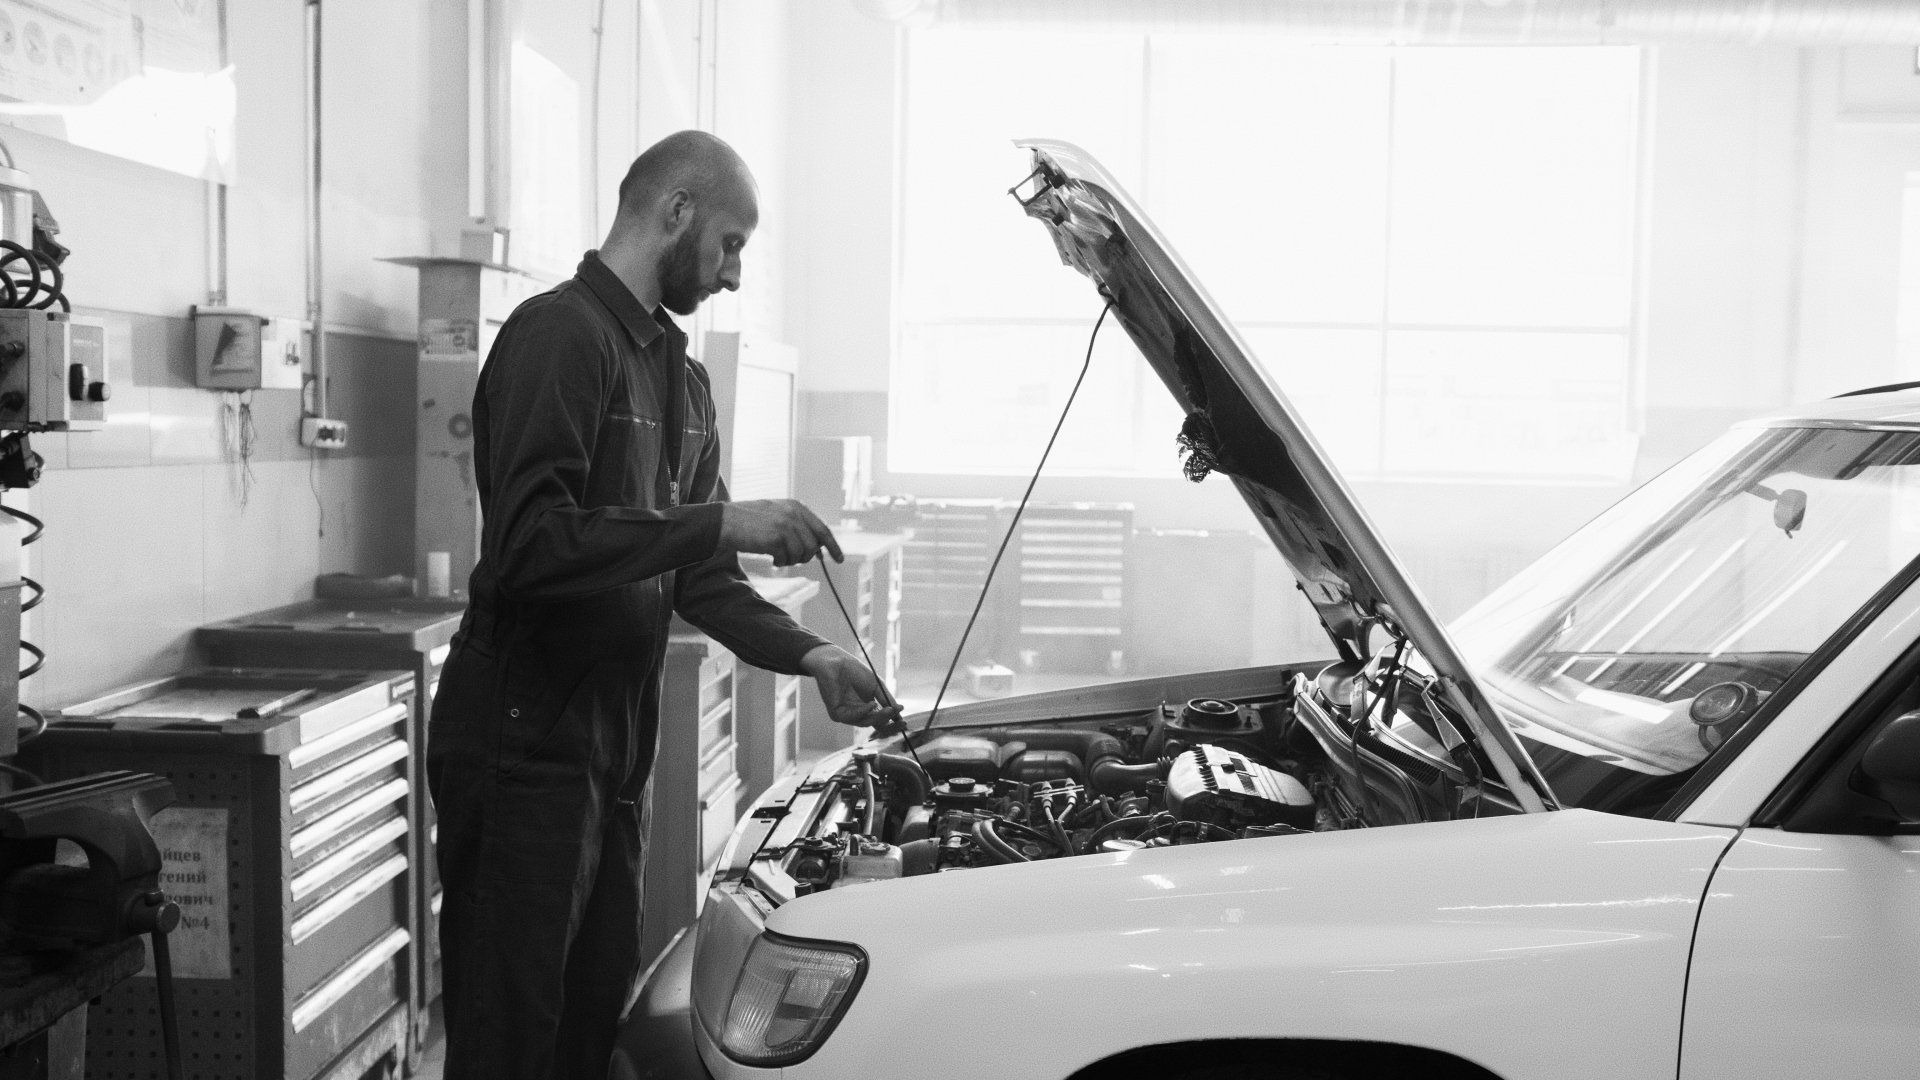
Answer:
[{"xmin": 658, "ymin": 226, "xmax": 707, "ymax": 316}]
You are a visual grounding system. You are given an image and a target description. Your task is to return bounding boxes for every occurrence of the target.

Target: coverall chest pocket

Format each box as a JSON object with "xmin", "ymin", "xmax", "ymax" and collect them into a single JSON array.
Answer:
[
  {"xmin": 677, "ymin": 422, "xmax": 707, "ymax": 500},
  {"xmin": 604, "ymin": 410, "xmax": 664, "ymax": 505}
]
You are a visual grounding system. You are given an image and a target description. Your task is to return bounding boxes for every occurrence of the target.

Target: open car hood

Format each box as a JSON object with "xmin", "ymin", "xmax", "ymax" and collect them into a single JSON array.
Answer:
[{"xmin": 1013, "ymin": 140, "xmax": 1555, "ymax": 813}]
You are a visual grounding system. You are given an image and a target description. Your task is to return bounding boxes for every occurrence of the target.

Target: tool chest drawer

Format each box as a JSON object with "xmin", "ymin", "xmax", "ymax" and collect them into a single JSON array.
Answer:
[
  {"xmin": 698, "ymin": 769, "xmax": 743, "ymax": 871},
  {"xmin": 22, "ymin": 667, "xmax": 417, "ymax": 1080},
  {"xmin": 695, "ymin": 653, "xmax": 735, "ymax": 771}
]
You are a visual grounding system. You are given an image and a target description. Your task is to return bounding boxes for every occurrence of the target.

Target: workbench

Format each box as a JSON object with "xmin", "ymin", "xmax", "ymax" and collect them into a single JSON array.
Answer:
[{"xmin": 0, "ymin": 938, "xmax": 142, "ymax": 1080}]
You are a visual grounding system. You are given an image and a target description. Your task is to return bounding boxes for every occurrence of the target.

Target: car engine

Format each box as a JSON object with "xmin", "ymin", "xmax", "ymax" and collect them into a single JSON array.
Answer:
[{"xmin": 750, "ymin": 674, "xmax": 1457, "ymax": 899}]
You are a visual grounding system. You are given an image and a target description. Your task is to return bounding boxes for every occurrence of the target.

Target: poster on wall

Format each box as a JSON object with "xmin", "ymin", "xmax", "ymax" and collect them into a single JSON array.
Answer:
[{"xmin": 0, "ymin": 0, "xmax": 231, "ymax": 182}]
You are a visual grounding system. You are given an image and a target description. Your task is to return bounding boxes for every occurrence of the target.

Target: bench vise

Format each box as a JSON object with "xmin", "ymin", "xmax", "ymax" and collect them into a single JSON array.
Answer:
[{"xmin": 0, "ymin": 771, "xmax": 179, "ymax": 949}]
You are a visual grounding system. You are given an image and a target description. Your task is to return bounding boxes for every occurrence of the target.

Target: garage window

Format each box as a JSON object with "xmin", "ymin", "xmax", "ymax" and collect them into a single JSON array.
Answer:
[{"xmin": 891, "ymin": 33, "xmax": 1644, "ymax": 481}]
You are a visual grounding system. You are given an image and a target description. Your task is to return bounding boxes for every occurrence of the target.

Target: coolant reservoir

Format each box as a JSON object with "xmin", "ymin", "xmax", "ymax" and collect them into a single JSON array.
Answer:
[{"xmin": 832, "ymin": 840, "xmax": 904, "ymax": 888}]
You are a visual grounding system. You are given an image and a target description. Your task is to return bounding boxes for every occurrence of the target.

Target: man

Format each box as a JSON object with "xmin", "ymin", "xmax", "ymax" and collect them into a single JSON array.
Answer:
[{"xmin": 427, "ymin": 130, "xmax": 896, "ymax": 1079}]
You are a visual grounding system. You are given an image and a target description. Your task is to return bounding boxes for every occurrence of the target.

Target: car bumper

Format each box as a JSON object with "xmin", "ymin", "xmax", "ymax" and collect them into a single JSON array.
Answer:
[{"xmin": 611, "ymin": 927, "xmax": 717, "ymax": 1080}]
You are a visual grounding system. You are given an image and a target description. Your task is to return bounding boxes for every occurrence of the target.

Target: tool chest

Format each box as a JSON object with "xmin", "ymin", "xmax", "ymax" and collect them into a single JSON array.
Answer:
[
  {"xmin": 195, "ymin": 597, "xmax": 463, "ymax": 1056},
  {"xmin": 799, "ymin": 531, "xmax": 905, "ymax": 751},
  {"xmin": 732, "ymin": 576, "xmax": 818, "ymax": 809},
  {"xmin": 641, "ymin": 632, "xmax": 738, "ymax": 967},
  {"xmin": 1014, "ymin": 503, "xmax": 1133, "ymax": 673},
  {"xmin": 20, "ymin": 667, "xmax": 416, "ymax": 1080},
  {"xmin": 900, "ymin": 499, "xmax": 1009, "ymax": 669}
]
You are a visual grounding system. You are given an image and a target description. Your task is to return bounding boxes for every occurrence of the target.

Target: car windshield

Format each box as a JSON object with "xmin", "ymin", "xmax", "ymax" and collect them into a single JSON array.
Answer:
[{"xmin": 1451, "ymin": 423, "xmax": 1920, "ymax": 815}]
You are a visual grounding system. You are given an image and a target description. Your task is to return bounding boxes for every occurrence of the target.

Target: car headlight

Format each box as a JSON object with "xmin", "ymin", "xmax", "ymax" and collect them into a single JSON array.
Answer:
[{"xmin": 717, "ymin": 932, "xmax": 866, "ymax": 1066}]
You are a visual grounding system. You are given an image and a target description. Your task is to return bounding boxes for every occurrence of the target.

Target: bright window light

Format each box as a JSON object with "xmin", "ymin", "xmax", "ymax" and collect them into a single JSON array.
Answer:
[{"xmin": 892, "ymin": 32, "xmax": 1643, "ymax": 482}]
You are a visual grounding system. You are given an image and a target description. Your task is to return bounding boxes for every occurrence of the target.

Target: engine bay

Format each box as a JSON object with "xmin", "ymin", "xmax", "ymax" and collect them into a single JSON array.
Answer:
[{"xmin": 737, "ymin": 663, "xmax": 1508, "ymax": 903}]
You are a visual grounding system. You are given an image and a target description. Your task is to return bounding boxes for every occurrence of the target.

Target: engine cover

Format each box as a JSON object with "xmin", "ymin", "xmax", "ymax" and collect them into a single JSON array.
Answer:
[{"xmin": 1165, "ymin": 745, "xmax": 1314, "ymax": 829}]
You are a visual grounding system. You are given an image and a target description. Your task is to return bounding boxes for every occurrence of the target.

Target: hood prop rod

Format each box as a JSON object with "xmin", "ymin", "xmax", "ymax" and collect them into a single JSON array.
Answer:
[{"xmin": 920, "ymin": 299, "xmax": 1115, "ymax": 737}]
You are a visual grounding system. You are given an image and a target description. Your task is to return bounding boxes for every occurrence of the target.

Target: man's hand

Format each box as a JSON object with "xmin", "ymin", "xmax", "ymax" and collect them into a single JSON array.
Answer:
[
  {"xmin": 800, "ymin": 645, "xmax": 904, "ymax": 731},
  {"xmin": 718, "ymin": 500, "xmax": 844, "ymax": 568}
]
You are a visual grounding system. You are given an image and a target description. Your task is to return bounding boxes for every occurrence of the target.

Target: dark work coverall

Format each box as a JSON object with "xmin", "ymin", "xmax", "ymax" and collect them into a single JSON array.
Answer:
[{"xmin": 427, "ymin": 251, "xmax": 829, "ymax": 1080}]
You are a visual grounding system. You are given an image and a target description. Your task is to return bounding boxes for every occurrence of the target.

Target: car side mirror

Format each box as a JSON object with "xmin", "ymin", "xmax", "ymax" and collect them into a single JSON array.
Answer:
[{"xmin": 1858, "ymin": 710, "xmax": 1920, "ymax": 823}]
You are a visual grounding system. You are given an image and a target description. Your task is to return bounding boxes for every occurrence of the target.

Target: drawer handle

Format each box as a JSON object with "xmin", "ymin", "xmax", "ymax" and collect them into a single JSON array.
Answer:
[
  {"xmin": 290, "ymin": 852, "xmax": 407, "ymax": 944},
  {"xmin": 291, "ymin": 779, "xmax": 408, "ymax": 859},
  {"xmin": 291, "ymin": 816, "xmax": 409, "ymax": 902},
  {"xmin": 290, "ymin": 739, "xmax": 409, "ymax": 815},
  {"xmin": 290, "ymin": 926, "xmax": 411, "ymax": 1033},
  {"xmin": 287, "ymin": 704, "xmax": 408, "ymax": 770},
  {"xmin": 698, "ymin": 738, "xmax": 736, "ymax": 778},
  {"xmin": 700, "ymin": 774, "xmax": 742, "ymax": 811}
]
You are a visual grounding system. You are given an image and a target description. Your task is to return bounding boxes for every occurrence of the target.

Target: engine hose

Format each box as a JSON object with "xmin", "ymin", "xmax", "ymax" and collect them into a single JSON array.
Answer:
[
  {"xmin": 967, "ymin": 728, "xmax": 1162, "ymax": 795},
  {"xmin": 971, "ymin": 818, "xmax": 1029, "ymax": 864},
  {"xmin": 870, "ymin": 751, "xmax": 930, "ymax": 805},
  {"xmin": 1041, "ymin": 802, "xmax": 1075, "ymax": 856},
  {"xmin": 1086, "ymin": 814, "xmax": 1155, "ymax": 848},
  {"xmin": 1091, "ymin": 760, "xmax": 1163, "ymax": 794},
  {"xmin": 857, "ymin": 759, "xmax": 879, "ymax": 838},
  {"xmin": 1146, "ymin": 819, "xmax": 1236, "ymax": 844}
]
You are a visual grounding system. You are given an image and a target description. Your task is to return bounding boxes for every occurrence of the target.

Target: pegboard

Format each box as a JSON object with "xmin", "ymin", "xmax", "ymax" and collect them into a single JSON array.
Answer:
[{"xmin": 46, "ymin": 751, "xmax": 259, "ymax": 1080}]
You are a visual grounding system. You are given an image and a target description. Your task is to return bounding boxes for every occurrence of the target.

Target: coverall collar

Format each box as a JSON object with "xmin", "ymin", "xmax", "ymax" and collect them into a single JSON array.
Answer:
[{"xmin": 576, "ymin": 250, "xmax": 673, "ymax": 349}]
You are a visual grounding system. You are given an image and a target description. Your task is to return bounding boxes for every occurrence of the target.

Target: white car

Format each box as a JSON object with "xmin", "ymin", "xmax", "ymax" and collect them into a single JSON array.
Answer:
[{"xmin": 612, "ymin": 141, "xmax": 1920, "ymax": 1080}]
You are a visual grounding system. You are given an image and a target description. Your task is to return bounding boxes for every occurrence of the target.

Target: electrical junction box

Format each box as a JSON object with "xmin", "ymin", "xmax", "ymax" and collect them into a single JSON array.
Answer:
[
  {"xmin": 301, "ymin": 416, "xmax": 348, "ymax": 450},
  {"xmin": 0, "ymin": 309, "xmax": 109, "ymax": 432},
  {"xmin": 193, "ymin": 307, "xmax": 306, "ymax": 391}
]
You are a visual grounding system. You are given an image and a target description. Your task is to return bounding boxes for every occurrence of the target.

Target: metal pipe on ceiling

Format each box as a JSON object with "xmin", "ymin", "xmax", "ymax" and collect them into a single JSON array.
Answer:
[{"xmin": 855, "ymin": 0, "xmax": 1920, "ymax": 45}]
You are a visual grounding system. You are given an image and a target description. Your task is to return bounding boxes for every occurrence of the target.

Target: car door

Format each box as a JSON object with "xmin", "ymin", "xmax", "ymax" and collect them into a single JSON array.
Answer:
[
  {"xmin": 1679, "ymin": 661, "xmax": 1920, "ymax": 1080},
  {"xmin": 1679, "ymin": 827, "xmax": 1920, "ymax": 1079}
]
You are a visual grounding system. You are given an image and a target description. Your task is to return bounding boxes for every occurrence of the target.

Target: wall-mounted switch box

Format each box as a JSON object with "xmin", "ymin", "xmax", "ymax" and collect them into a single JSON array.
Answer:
[
  {"xmin": 0, "ymin": 310, "xmax": 109, "ymax": 432},
  {"xmin": 301, "ymin": 416, "xmax": 348, "ymax": 450},
  {"xmin": 193, "ymin": 306, "xmax": 264, "ymax": 390}
]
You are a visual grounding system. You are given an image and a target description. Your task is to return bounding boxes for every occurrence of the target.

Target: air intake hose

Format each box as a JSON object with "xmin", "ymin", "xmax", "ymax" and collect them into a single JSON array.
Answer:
[
  {"xmin": 965, "ymin": 729, "xmax": 1163, "ymax": 796},
  {"xmin": 870, "ymin": 751, "xmax": 931, "ymax": 805}
]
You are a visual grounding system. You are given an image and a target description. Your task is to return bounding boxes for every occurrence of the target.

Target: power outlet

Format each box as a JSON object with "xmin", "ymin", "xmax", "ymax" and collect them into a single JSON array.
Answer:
[{"xmin": 301, "ymin": 416, "xmax": 348, "ymax": 449}]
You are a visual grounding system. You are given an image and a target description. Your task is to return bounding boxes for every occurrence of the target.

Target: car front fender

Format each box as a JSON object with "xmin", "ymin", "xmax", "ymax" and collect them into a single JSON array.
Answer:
[{"xmin": 755, "ymin": 810, "xmax": 1733, "ymax": 1080}]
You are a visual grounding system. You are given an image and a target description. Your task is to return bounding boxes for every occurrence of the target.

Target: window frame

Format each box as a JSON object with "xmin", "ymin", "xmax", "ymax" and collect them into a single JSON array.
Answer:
[{"xmin": 889, "ymin": 33, "xmax": 1653, "ymax": 484}]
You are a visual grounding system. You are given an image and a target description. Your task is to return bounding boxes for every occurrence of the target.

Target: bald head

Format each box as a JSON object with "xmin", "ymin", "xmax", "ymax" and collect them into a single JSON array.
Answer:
[
  {"xmin": 616, "ymin": 130, "xmax": 756, "ymax": 223},
  {"xmin": 602, "ymin": 130, "xmax": 760, "ymax": 316}
]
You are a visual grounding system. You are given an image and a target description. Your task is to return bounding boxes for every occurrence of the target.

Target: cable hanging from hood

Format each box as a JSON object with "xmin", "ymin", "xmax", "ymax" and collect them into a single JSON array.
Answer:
[{"xmin": 920, "ymin": 299, "xmax": 1115, "ymax": 735}]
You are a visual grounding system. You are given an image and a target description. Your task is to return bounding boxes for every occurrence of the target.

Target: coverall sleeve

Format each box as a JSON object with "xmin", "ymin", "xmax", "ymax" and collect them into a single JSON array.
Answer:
[
  {"xmin": 672, "ymin": 384, "xmax": 833, "ymax": 676},
  {"xmin": 481, "ymin": 299, "xmax": 725, "ymax": 601}
]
